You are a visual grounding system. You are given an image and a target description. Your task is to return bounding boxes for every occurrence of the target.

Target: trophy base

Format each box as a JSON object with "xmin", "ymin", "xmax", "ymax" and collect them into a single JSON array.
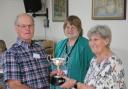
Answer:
[{"xmin": 50, "ymin": 75, "xmax": 65, "ymax": 86}]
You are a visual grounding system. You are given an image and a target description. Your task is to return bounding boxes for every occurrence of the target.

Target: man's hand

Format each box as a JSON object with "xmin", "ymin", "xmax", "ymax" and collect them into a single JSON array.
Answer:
[{"xmin": 50, "ymin": 70, "xmax": 64, "ymax": 76}]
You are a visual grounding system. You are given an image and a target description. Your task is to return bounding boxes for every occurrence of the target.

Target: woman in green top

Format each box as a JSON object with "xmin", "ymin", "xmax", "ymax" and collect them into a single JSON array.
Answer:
[{"xmin": 51, "ymin": 15, "xmax": 93, "ymax": 89}]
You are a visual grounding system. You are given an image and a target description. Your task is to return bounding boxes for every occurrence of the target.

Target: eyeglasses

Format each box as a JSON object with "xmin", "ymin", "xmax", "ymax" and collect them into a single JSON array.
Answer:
[{"xmin": 16, "ymin": 24, "xmax": 34, "ymax": 29}]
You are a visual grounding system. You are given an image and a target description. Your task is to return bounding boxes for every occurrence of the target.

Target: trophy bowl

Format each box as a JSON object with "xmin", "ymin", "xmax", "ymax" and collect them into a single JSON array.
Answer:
[{"xmin": 50, "ymin": 58, "xmax": 65, "ymax": 86}]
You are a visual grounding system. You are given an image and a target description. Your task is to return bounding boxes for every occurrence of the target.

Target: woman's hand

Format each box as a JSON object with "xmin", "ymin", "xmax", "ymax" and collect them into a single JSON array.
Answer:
[
  {"xmin": 60, "ymin": 76, "xmax": 76, "ymax": 89},
  {"xmin": 60, "ymin": 76, "xmax": 96, "ymax": 89}
]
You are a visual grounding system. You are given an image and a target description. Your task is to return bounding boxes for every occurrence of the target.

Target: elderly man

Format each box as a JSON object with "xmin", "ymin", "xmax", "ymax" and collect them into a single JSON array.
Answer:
[{"xmin": 3, "ymin": 13, "xmax": 50, "ymax": 89}]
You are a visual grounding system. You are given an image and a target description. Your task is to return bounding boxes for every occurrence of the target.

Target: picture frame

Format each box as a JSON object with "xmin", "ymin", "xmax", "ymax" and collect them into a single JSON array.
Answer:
[
  {"xmin": 92, "ymin": 0, "xmax": 126, "ymax": 20},
  {"xmin": 52, "ymin": 0, "xmax": 68, "ymax": 21}
]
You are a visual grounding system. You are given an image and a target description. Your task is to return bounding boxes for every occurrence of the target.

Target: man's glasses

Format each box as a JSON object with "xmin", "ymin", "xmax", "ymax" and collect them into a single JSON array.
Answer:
[{"xmin": 16, "ymin": 24, "xmax": 34, "ymax": 29}]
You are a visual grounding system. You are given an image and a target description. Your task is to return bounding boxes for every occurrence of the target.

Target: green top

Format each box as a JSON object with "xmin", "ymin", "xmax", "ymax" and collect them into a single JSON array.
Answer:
[{"xmin": 51, "ymin": 36, "xmax": 93, "ymax": 89}]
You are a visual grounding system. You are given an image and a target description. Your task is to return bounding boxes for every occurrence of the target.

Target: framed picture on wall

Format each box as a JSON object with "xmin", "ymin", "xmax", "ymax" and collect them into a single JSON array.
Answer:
[
  {"xmin": 52, "ymin": 0, "xmax": 68, "ymax": 21},
  {"xmin": 92, "ymin": 0, "xmax": 126, "ymax": 20}
]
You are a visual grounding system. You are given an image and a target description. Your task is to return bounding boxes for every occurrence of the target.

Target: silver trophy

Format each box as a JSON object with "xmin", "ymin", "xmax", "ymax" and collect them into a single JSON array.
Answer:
[{"xmin": 50, "ymin": 58, "xmax": 65, "ymax": 86}]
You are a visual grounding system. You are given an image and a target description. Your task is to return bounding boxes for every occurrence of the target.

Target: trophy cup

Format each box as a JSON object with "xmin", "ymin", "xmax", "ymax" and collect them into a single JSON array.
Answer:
[{"xmin": 50, "ymin": 58, "xmax": 65, "ymax": 86}]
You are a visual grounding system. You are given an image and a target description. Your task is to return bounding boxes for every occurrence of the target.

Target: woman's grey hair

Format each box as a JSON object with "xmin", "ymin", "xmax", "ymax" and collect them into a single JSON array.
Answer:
[
  {"xmin": 14, "ymin": 13, "xmax": 34, "ymax": 25},
  {"xmin": 87, "ymin": 25, "xmax": 112, "ymax": 48}
]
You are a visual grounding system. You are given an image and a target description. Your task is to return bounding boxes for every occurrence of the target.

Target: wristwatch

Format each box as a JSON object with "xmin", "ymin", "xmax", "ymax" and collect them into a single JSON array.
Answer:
[{"xmin": 74, "ymin": 80, "xmax": 78, "ymax": 88}]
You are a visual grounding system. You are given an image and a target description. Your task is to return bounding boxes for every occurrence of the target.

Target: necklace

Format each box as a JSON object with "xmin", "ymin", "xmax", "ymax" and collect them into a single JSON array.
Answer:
[{"xmin": 65, "ymin": 37, "xmax": 79, "ymax": 63}]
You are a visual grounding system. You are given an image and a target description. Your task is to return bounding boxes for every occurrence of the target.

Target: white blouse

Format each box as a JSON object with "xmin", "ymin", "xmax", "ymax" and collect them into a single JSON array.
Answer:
[{"xmin": 84, "ymin": 53, "xmax": 126, "ymax": 89}]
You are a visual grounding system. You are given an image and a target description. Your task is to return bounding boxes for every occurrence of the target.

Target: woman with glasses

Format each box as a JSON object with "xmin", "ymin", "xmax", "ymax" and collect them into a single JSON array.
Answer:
[{"xmin": 51, "ymin": 15, "xmax": 93, "ymax": 89}]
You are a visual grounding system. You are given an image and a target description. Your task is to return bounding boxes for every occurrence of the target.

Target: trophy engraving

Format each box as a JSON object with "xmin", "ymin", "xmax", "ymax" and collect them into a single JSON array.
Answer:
[{"xmin": 50, "ymin": 58, "xmax": 65, "ymax": 86}]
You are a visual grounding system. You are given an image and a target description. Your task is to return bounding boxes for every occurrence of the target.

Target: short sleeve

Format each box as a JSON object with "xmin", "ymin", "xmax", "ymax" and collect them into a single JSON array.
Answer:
[{"xmin": 3, "ymin": 50, "xmax": 21, "ymax": 82}]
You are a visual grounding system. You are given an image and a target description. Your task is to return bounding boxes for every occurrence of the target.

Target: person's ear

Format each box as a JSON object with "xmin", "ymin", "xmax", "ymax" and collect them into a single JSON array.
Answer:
[
  {"xmin": 104, "ymin": 39, "xmax": 109, "ymax": 45},
  {"xmin": 15, "ymin": 26, "xmax": 19, "ymax": 33}
]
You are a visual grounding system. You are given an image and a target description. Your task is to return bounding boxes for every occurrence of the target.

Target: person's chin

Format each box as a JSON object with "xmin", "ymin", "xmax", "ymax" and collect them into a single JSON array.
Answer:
[
  {"xmin": 67, "ymin": 36, "xmax": 77, "ymax": 39},
  {"xmin": 23, "ymin": 37, "xmax": 32, "ymax": 41}
]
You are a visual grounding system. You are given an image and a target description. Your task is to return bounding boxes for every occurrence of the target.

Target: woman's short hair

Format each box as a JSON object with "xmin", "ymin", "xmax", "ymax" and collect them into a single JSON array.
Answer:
[
  {"xmin": 0, "ymin": 40, "xmax": 7, "ymax": 52},
  {"xmin": 63, "ymin": 15, "xmax": 83, "ymax": 36},
  {"xmin": 87, "ymin": 25, "xmax": 112, "ymax": 48}
]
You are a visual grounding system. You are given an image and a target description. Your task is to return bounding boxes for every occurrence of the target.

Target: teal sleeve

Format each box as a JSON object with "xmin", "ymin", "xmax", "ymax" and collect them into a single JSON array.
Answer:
[{"xmin": 83, "ymin": 45, "xmax": 94, "ymax": 79}]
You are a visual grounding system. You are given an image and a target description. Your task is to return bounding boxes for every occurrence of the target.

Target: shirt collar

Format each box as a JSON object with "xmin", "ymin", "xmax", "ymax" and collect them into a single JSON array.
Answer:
[{"xmin": 16, "ymin": 38, "xmax": 32, "ymax": 49}]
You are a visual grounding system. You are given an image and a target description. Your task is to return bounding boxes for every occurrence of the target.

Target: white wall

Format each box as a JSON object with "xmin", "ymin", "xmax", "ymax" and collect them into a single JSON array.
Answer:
[
  {"xmin": 0, "ymin": 0, "xmax": 128, "ymax": 87},
  {"xmin": 0, "ymin": 0, "xmax": 46, "ymax": 47},
  {"xmin": 49, "ymin": 0, "xmax": 128, "ymax": 51}
]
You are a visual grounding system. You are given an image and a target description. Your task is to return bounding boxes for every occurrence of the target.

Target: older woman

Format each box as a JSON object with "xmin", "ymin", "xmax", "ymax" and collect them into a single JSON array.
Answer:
[
  {"xmin": 51, "ymin": 15, "xmax": 93, "ymax": 89},
  {"xmin": 60, "ymin": 25, "xmax": 126, "ymax": 89}
]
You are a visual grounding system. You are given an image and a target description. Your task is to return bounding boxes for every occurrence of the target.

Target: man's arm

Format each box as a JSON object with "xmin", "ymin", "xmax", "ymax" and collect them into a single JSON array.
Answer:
[{"xmin": 7, "ymin": 80, "xmax": 32, "ymax": 89}]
